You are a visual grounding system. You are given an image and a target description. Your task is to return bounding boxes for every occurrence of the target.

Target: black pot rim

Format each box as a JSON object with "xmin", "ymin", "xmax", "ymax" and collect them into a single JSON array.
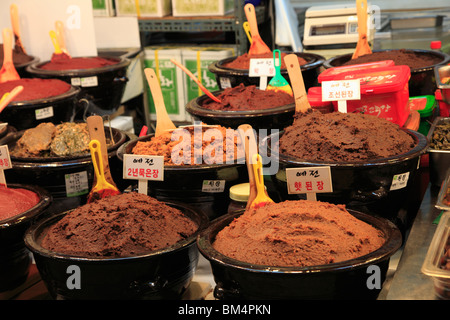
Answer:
[
  {"xmin": 24, "ymin": 201, "xmax": 208, "ymax": 263},
  {"xmin": 0, "ymin": 183, "xmax": 52, "ymax": 228},
  {"xmin": 208, "ymin": 52, "xmax": 326, "ymax": 75},
  {"xmin": 197, "ymin": 208, "xmax": 402, "ymax": 274},
  {"xmin": 9, "ymin": 126, "xmax": 127, "ymax": 164},
  {"xmin": 323, "ymin": 49, "xmax": 450, "ymax": 73},
  {"xmin": 185, "ymin": 89, "xmax": 296, "ymax": 118},
  {"xmin": 117, "ymin": 130, "xmax": 246, "ymax": 170},
  {"xmin": 26, "ymin": 55, "xmax": 131, "ymax": 77},
  {"xmin": 14, "ymin": 55, "xmax": 40, "ymax": 69},
  {"xmin": 3, "ymin": 83, "xmax": 81, "ymax": 107},
  {"xmin": 262, "ymin": 128, "xmax": 428, "ymax": 167}
]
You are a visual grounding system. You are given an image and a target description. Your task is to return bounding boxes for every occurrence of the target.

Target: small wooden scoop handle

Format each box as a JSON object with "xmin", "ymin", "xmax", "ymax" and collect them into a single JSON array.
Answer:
[
  {"xmin": 284, "ymin": 54, "xmax": 311, "ymax": 113},
  {"xmin": 2, "ymin": 29, "xmax": 14, "ymax": 66},
  {"xmin": 244, "ymin": 4, "xmax": 261, "ymax": 38},
  {"xmin": 86, "ymin": 115, "xmax": 116, "ymax": 187},
  {"xmin": 238, "ymin": 124, "xmax": 258, "ymax": 209},
  {"xmin": 144, "ymin": 68, "xmax": 176, "ymax": 136}
]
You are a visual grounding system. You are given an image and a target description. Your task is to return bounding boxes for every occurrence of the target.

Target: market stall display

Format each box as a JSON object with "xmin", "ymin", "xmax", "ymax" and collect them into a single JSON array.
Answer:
[
  {"xmin": 117, "ymin": 125, "xmax": 247, "ymax": 218},
  {"xmin": 264, "ymin": 109, "xmax": 428, "ymax": 234},
  {"xmin": 24, "ymin": 192, "xmax": 208, "ymax": 300},
  {"xmin": 323, "ymin": 49, "xmax": 450, "ymax": 96},
  {"xmin": 185, "ymin": 83, "xmax": 295, "ymax": 130},
  {"xmin": 0, "ymin": 184, "xmax": 51, "ymax": 292},
  {"xmin": 26, "ymin": 55, "xmax": 130, "ymax": 116},
  {"xmin": 208, "ymin": 52, "xmax": 324, "ymax": 91},
  {"xmin": 0, "ymin": 78, "xmax": 81, "ymax": 131},
  {"xmin": 198, "ymin": 200, "xmax": 401, "ymax": 299}
]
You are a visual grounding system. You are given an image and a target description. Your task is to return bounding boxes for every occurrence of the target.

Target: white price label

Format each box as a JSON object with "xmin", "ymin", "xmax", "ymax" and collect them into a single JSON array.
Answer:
[
  {"xmin": 249, "ymin": 58, "xmax": 275, "ymax": 77},
  {"xmin": 123, "ymin": 154, "xmax": 164, "ymax": 181},
  {"xmin": 321, "ymin": 80, "xmax": 361, "ymax": 101},
  {"xmin": 35, "ymin": 107, "xmax": 54, "ymax": 120},
  {"xmin": 390, "ymin": 172, "xmax": 410, "ymax": 191},
  {"xmin": 202, "ymin": 180, "xmax": 226, "ymax": 193},
  {"xmin": 65, "ymin": 171, "xmax": 89, "ymax": 197},
  {"xmin": 80, "ymin": 76, "xmax": 99, "ymax": 87},
  {"xmin": 0, "ymin": 145, "xmax": 12, "ymax": 170},
  {"xmin": 286, "ymin": 166, "xmax": 333, "ymax": 195}
]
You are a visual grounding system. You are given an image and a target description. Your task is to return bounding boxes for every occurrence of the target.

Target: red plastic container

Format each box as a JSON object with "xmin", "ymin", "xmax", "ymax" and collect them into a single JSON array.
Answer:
[
  {"xmin": 318, "ymin": 60, "xmax": 395, "ymax": 78},
  {"xmin": 318, "ymin": 65, "xmax": 411, "ymax": 126},
  {"xmin": 307, "ymin": 86, "xmax": 333, "ymax": 113}
]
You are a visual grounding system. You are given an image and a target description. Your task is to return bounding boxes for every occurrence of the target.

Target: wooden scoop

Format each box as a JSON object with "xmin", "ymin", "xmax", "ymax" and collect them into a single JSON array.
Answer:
[
  {"xmin": 244, "ymin": 3, "xmax": 271, "ymax": 55},
  {"xmin": 49, "ymin": 30, "xmax": 70, "ymax": 62},
  {"xmin": 86, "ymin": 115, "xmax": 117, "ymax": 187},
  {"xmin": 10, "ymin": 4, "xmax": 26, "ymax": 54},
  {"xmin": 87, "ymin": 139, "xmax": 120, "ymax": 203},
  {"xmin": 0, "ymin": 28, "xmax": 20, "ymax": 83},
  {"xmin": 0, "ymin": 85, "xmax": 23, "ymax": 113},
  {"xmin": 55, "ymin": 21, "xmax": 71, "ymax": 58},
  {"xmin": 284, "ymin": 54, "xmax": 311, "ymax": 113},
  {"xmin": 237, "ymin": 124, "xmax": 258, "ymax": 210},
  {"xmin": 249, "ymin": 153, "xmax": 273, "ymax": 209},
  {"xmin": 144, "ymin": 68, "xmax": 176, "ymax": 136},
  {"xmin": 352, "ymin": 0, "xmax": 372, "ymax": 59},
  {"xmin": 170, "ymin": 58, "xmax": 221, "ymax": 103}
]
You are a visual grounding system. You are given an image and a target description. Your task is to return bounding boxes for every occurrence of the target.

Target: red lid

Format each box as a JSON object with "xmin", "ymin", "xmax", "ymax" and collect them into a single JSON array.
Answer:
[
  {"xmin": 319, "ymin": 65, "xmax": 411, "ymax": 95},
  {"xmin": 319, "ymin": 60, "xmax": 395, "ymax": 82},
  {"xmin": 307, "ymin": 86, "xmax": 332, "ymax": 107},
  {"xmin": 430, "ymin": 40, "xmax": 442, "ymax": 50}
]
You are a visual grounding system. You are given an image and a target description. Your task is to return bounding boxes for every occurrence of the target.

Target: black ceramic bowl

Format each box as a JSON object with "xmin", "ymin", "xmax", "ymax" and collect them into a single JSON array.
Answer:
[
  {"xmin": 185, "ymin": 90, "xmax": 295, "ymax": 130},
  {"xmin": 0, "ymin": 184, "xmax": 52, "ymax": 292},
  {"xmin": 117, "ymin": 132, "xmax": 248, "ymax": 219},
  {"xmin": 208, "ymin": 52, "xmax": 325, "ymax": 91},
  {"xmin": 14, "ymin": 55, "xmax": 39, "ymax": 78},
  {"xmin": 26, "ymin": 55, "xmax": 130, "ymax": 114},
  {"xmin": 2, "ymin": 126, "xmax": 128, "ymax": 204},
  {"xmin": 262, "ymin": 129, "xmax": 428, "ymax": 235},
  {"xmin": 198, "ymin": 208, "xmax": 402, "ymax": 300},
  {"xmin": 0, "ymin": 84, "xmax": 81, "ymax": 131},
  {"xmin": 24, "ymin": 201, "xmax": 208, "ymax": 300},
  {"xmin": 323, "ymin": 49, "xmax": 450, "ymax": 97}
]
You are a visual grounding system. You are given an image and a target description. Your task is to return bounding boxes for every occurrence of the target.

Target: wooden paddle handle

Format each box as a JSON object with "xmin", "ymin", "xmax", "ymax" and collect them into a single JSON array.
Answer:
[
  {"xmin": 2, "ymin": 28, "xmax": 13, "ymax": 64},
  {"xmin": 284, "ymin": 54, "xmax": 311, "ymax": 113},
  {"xmin": 356, "ymin": 0, "xmax": 368, "ymax": 37},
  {"xmin": 238, "ymin": 124, "xmax": 258, "ymax": 209},
  {"xmin": 244, "ymin": 4, "xmax": 260, "ymax": 38},
  {"xmin": 10, "ymin": 5, "xmax": 20, "ymax": 40},
  {"xmin": 55, "ymin": 21, "xmax": 65, "ymax": 48},
  {"xmin": 86, "ymin": 115, "xmax": 116, "ymax": 186},
  {"xmin": 144, "ymin": 68, "xmax": 176, "ymax": 136}
]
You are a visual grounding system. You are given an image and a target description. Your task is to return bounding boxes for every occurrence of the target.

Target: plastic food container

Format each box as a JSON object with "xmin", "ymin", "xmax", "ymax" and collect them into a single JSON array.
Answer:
[
  {"xmin": 427, "ymin": 117, "xmax": 450, "ymax": 187},
  {"xmin": 307, "ymin": 86, "xmax": 334, "ymax": 114},
  {"xmin": 318, "ymin": 65, "xmax": 411, "ymax": 126},
  {"xmin": 422, "ymin": 211, "xmax": 450, "ymax": 300},
  {"xmin": 436, "ymin": 169, "xmax": 450, "ymax": 211},
  {"xmin": 408, "ymin": 95, "xmax": 437, "ymax": 135}
]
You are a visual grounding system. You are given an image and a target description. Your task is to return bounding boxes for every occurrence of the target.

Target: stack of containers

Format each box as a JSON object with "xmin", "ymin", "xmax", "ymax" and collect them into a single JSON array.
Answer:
[
  {"xmin": 144, "ymin": 45, "xmax": 235, "ymax": 122},
  {"xmin": 317, "ymin": 60, "xmax": 412, "ymax": 127}
]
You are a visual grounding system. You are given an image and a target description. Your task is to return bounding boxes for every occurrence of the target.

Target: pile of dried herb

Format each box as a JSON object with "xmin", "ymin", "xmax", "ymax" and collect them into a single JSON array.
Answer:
[{"xmin": 430, "ymin": 122, "xmax": 450, "ymax": 150}]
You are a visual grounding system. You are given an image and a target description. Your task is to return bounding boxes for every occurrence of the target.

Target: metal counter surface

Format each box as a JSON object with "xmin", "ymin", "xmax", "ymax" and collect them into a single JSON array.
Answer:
[{"xmin": 381, "ymin": 184, "xmax": 443, "ymax": 300}]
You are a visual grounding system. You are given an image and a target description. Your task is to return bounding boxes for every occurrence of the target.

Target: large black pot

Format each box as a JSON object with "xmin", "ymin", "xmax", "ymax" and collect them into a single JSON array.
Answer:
[
  {"xmin": 24, "ymin": 201, "xmax": 208, "ymax": 300},
  {"xmin": 323, "ymin": 49, "xmax": 450, "ymax": 97},
  {"xmin": 117, "ymin": 133, "xmax": 248, "ymax": 219},
  {"xmin": 26, "ymin": 55, "xmax": 130, "ymax": 115},
  {"xmin": 185, "ymin": 90, "xmax": 295, "ymax": 130},
  {"xmin": 1, "ymin": 126, "xmax": 128, "ymax": 210},
  {"xmin": 208, "ymin": 52, "xmax": 325, "ymax": 91},
  {"xmin": 197, "ymin": 209, "xmax": 402, "ymax": 300},
  {"xmin": 262, "ymin": 129, "xmax": 428, "ymax": 235},
  {"xmin": 0, "ymin": 184, "xmax": 51, "ymax": 292},
  {"xmin": 0, "ymin": 84, "xmax": 81, "ymax": 131}
]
